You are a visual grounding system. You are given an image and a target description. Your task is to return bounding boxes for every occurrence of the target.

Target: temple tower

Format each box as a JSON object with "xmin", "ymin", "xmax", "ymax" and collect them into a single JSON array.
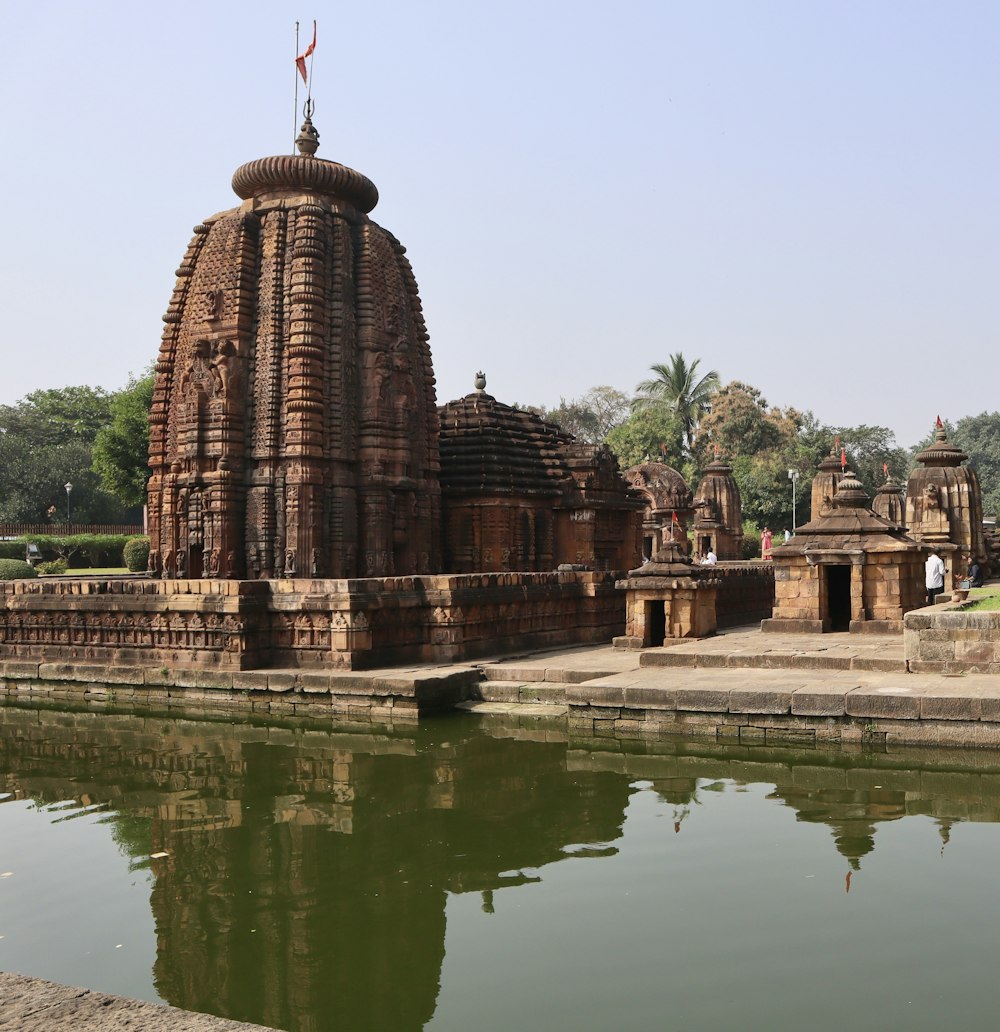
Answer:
[
  {"xmin": 692, "ymin": 455, "xmax": 743, "ymax": 560},
  {"xmin": 147, "ymin": 114, "xmax": 441, "ymax": 579},
  {"xmin": 811, "ymin": 444, "xmax": 843, "ymax": 521},
  {"xmin": 872, "ymin": 473, "xmax": 905, "ymax": 527},
  {"xmin": 905, "ymin": 423, "xmax": 986, "ymax": 591},
  {"xmin": 624, "ymin": 462, "xmax": 694, "ymax": 560}
]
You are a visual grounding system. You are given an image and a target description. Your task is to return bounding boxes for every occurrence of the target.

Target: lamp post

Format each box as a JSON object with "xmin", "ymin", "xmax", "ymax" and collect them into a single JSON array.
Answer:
[
  {"xmin": 787, "ymin": 469, "xmax": 799, "ymax": 532},
  {"xmin": 64, "ymin": 482, "xmax": 73, "ymax": 526}
]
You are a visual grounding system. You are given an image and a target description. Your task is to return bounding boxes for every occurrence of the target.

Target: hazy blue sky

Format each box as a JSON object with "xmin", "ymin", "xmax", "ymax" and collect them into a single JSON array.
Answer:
[{"xmin": 0, "ymin": 1, "xmax": 996, "ymax": 448}]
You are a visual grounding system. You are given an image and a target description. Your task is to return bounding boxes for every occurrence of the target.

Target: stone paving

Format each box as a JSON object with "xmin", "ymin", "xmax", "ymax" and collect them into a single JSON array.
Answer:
[
  {"xmin": 0, "ymin": 971, "xmax": 276, "ymax": 1031},
  {"xmin": 465, "ymin": 628, "xmax": 1000, "ymax": 746}
]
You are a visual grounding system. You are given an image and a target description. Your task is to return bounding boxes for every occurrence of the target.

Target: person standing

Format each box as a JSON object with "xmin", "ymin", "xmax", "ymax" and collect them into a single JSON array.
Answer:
[
  {"xmin": 925, "ymin": 549, "xmax": 945, "ymax": 605},
  {"xmin": 761, "ymin": 527, "xmax": 773, "ymax": 560}
]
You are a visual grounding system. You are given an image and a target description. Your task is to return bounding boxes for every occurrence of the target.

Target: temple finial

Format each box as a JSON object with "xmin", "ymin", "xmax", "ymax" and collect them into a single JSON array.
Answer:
[
  {"xmin": 295, "ymin": 99, "xmax": 320, "ymax": 156},
  {"xmin": 474, "ymin": 371, "xmax": 487, "ymax": 393}
]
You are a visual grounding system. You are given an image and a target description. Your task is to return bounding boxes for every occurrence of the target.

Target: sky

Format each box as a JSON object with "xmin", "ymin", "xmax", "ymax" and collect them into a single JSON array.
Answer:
[{"xmin": 0, "ymin": 1, "xmax": 996, "ymax": 449}]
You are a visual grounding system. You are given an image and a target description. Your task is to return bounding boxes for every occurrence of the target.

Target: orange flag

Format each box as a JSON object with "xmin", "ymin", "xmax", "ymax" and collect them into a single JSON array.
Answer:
[
  {"xmin": 840, "ymin": 448, "xmax": 847, "ymax": 471},
  {"xmin": 296, "ymin": 21, "xmax": 317, "ymax": 83}
]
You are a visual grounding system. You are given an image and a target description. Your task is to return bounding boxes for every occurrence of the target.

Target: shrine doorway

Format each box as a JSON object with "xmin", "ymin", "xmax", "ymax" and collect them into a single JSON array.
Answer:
[
  {"xmin": 826, "ymin": 565, "xmax": 852, "ymax": 631},
  {"xmin": 646, "ymin": 600, "xmax": 666, "ymax": 647}
]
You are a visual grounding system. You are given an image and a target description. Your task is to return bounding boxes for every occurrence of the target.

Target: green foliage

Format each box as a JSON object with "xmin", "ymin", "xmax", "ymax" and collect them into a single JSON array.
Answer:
[
  {"xmin": 36, "ymin": 558, "xmax": 68, "ymax": 575},
  {"xmin": 541, "ymin": 386, "xmax": 630, "ymax": 444},
  {"xmin": 23, "ymin": 534, "xmax": 134, "ymax": 568},
  {"xmin": 741, "ymin": 520, "xmax": 762, "ymax": 560},
  {"xmin": 0, "ymin": 384, "xmax": 136, "ymax": 524},
  {"xmin": 631, "ymin": 354, "xmax": 720, "ymax": 454},
  {"xmin": 831, "ymin": 424, "xmax": 910, "ymax": 498},
  {"xmin": 0, "ymin": 385, "xmax": 113, "ymax": 447},
  {"xmin": 92, "ymin": 370, "xmax": 154, "ymax": 508},
  {"xmin": 605, "ymin": 407, "xmax": 686, "ymax": 470},
  {"xmin": 0, "ymin": 559, "xmax": 37, "ymax": 580},
  {"xmin": 0, "ymin": 541, "xmax": 27, "ymax": 560},
  {"xmin": 123, "ymin": 536, "xmax": 151, "ymax": 572}
]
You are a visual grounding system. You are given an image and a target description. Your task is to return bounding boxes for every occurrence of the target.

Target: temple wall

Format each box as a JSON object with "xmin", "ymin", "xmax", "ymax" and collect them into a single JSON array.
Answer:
[
  {"xmin": 905, "ymin": 607, "xmax": 1000, "ymax": 674},
  {"xmin": 0, "ymin": 572, "xmax": 624, "ymax": 672},
  {"xmin": 713, "ymin": 562, "xmax": 775, "ymax": 628}
]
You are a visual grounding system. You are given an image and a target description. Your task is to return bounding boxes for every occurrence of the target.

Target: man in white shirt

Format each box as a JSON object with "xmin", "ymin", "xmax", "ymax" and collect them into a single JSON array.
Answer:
[
  {"xmin": 702, "ymin": 550, "xmax": 718, "ymax": 566},
  {"xmin": 925, "ymin": 549, "xmax": 945, "ymax": 605}
]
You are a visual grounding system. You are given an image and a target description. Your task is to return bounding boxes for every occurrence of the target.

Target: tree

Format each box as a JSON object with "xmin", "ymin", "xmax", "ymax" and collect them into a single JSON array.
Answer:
[
  {"xmin": 93, "ymin": 370, "xmax": 155, "ymax": 508},
  {"xmin": 631, "ymin": 354, "xmax": 720, "ymax": 455},
  {"xmin": 696, "ymin": 381, "xmax": 782, "ymax": 462},
  {"xmin": 0, "ymin": 384, "xmax": 131, "ymax": 523},
  {"xmin": 0, "ymin": 386, "xmax": 113, "ymax": 447},
  {"xmin": 605, "ymin": 406, "xmax": 686, "ymax": 472},
  {"xmin": 542, "ymin": 386, "xmax": 630, "ymax": 444},
  {"xmin": 831, "ymin": 424, "xmax": 910, "ymax": 499}
]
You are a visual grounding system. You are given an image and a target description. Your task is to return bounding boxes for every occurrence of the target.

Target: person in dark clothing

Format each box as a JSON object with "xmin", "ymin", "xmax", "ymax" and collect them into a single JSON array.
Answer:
[{"xmin": 967, "ymin": 559, "xmax": 984, "ymax": 589}]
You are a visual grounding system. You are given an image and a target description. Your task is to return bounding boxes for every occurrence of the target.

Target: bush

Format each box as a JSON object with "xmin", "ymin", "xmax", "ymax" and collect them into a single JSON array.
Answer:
[
  {"xmin": 0, "ymin": 541, "xmax": 28, "ymax": 560},
  {"xmin": 36, "ymin": 558, "xmax": 68, "ymax": 575},
  {"xmin": 0, "ymin": 559, "xmax": 38, "ymax": 580},
  {"xmin": 741, "ymin": 520, "xmax": 762, "ymax": 560},
  {"xmin": 23, "ymin": 533, "xmax": 133, "ymax": 568},
  {"xmin": 123, "ymin": 536, "xmax": 150, "ymax": 572}
]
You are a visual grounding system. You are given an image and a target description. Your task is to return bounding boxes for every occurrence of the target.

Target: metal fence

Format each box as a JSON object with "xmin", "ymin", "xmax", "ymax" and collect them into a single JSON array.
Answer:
[{"xmin": 0, "ymin": 524, "xmax": 145, "ymax": 538}]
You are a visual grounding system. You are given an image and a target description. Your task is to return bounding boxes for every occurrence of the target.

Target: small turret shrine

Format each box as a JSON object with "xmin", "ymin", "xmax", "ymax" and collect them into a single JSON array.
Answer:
[
  {"xmin": 872, "ymin": 472, "xmax": 905, "ymax": 527},
  {"xmin": 811, "ymin": 443, "xmax": 844, "ymax": 521},
  {"xmin": 147, "ymin": 113, "xmax": 441, "ymax": 580},
  {"xmin": 614, "ymin": 539, "xmax": 721, "ymax": 647},
  {"xmin": 625, "ymin": 462, "xmax": 694, "ymax": 561},
  {"xmin": 905, "ymin": 422, "xmax": 987, "ymax": 591},
  {"xmin": 692, "ymin": 454, "xmax": 743, "ymax": 560},
  {"xmin": 438, "ymin": 375, "xmax": 642, "ymax": 573},
  {"xmin": 764, "ymin": 469, "xmax": 925, "ymax": 633}
]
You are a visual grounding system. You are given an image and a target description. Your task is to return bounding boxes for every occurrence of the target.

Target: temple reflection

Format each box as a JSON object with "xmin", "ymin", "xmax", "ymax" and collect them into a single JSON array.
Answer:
[{"xmin": 4, "ymin": 702, "xmax": 1000, "ymax": 1031}]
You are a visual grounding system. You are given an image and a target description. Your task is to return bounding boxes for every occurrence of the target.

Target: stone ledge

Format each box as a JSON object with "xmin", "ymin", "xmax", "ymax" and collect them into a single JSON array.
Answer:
[{"xmin": 0, "ymin": 971, "xmax": 277, "ymax": 1031}]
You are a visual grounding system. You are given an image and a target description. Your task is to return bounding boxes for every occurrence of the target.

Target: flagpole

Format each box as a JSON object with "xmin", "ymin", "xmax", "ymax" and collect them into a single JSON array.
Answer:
[
  {"xmin": 307, "ymin": 22, "xmax": 316, "ymax": 104},
  {"xmin": 293, "ymin": 21, "xmax": 300, "ymax": 153}
]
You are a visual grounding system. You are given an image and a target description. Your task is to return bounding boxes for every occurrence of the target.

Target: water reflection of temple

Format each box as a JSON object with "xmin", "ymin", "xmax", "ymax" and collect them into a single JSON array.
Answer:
[
  {"xmin": 0, "ymin": 705, "xmax": 629, "ymax": 1032},
  {"xmin": 8, "ymin": 705, "xmax": 1000, "ymax": 1029}
]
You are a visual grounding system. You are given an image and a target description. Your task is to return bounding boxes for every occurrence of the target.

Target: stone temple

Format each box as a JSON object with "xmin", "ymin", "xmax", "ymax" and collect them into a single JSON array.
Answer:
[{"xmin": 148, "ymin": 114, "xmax": 441, "ymax": 581}]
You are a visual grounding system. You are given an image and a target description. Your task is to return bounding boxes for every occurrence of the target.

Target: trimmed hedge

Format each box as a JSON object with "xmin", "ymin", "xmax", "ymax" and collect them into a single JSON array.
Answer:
[
  {"xmin": 21, "ymin": 534, "xmax": 136, "ymax": 568},
  {"xmin": 0, "ymin": 559, "xmax": 38, "ymax": 580},
  {"xmin": 123, "ymin": 536, "xmax": 150, "ymax": 572}
]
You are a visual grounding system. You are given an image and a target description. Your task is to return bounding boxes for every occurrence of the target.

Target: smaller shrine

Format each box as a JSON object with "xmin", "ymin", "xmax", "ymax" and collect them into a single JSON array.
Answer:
[
  {"xmin": 614, "ymin": 539, "xmax": 721, "ymax": 647},
  {"xmin": 872, "ymin": 471, "xmax": 905, "ymax": 526},
  {"xmin": 438, "ymin": 374, "xmax": 642, "ymax": 573},
  {"xmin": 764, "ymin": 468, "xmax": 925, "ymax": 634},
  {"xmin": 905, "ymin": 422, "xmax": 987, "ymax": 591},
  {"xmin": 810, "ymin": 443, "xmax": 844, "ymax": 521},
  {"xmin": 625, "ymin": 462, "xmax": 694, "ymax": 561},
  {"xmin": 692, "ymin": 453, "xmax": 743, "ymax": 560}
]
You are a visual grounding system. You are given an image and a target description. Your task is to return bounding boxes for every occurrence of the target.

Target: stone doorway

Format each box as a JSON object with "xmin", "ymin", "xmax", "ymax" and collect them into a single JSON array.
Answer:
[
  {"xmin": 826, "ymin": 564, "xmax": 852, "ymax": 631},
  {"xmin": 645, "ymin": 600, "xmax": 666, "ymax": 646}
]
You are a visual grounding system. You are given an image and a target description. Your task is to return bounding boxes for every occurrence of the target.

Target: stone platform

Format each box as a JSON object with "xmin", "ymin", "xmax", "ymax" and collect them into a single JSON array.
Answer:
[
  {"xmin": 0, "ymin": 971, "xmax": 276, "ymax": 1031},
  {"xmin": 6, "ymin": 623, "xmax": 1000, "ymax": 749}
]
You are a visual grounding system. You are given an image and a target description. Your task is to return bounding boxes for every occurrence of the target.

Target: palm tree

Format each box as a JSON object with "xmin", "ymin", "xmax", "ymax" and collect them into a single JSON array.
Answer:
[{"xmin": 632, "ymin": 353, "xmax": 720, "ymax": 454}]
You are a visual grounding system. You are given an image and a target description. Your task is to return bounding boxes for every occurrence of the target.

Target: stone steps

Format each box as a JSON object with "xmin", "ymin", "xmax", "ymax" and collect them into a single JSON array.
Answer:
[
  {"xmin": 639, "ymin": 650, "xmax": 905, "ymax": 673},
  {"xmin": 472, "ymin": 680, "xmax": 568, "ymax": 704}
]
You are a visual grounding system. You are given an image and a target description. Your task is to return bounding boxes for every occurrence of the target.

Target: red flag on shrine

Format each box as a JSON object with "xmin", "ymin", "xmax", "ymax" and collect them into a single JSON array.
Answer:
[
  {"xmin": 936, "ymin": 414, "xmax": 943, "ymax": 430},
  {"xmin": 714, "ymin": 443, "xmax": 720, "ymax": 459},
  {"xmin": 834, "ymin": 434, "xmax": 840, "ymax": 450},
  {"xmin": 296, "ymin": 20, "xmax": 317, "ymax": 83},
  {"xmin": 659, "ymin": 442, "xmax": 667, "ymax": 456},
  {"xmin": 840, "ymin": 448, "xmax": 847, "ymax": 470},
  {"xmin": 883, "ymin": 462, "xmax": 889, "ymax": 478},
  {"xmin": 671, "ymin": 510, "xmax": 679, "ymax": 526}
]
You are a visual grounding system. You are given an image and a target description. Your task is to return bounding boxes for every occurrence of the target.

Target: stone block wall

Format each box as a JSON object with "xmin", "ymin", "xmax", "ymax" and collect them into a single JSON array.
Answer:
[
  {"xmin": 714, "ymin": 562, "xmax": 775, "ymax": 628},
  {"xmin": 904, "ymin": 607, "xmax": 1000, "ymax": 673},
  {"xmin": 0, "ymin": 571, "xmax": 625, "ymax": 671}
]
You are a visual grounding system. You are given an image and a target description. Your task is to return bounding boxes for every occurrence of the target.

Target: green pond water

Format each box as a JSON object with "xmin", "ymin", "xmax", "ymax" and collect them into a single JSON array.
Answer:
[{"xmin": 2, "ymin": 700, "xmax": 1000, "ymax": 1031}]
